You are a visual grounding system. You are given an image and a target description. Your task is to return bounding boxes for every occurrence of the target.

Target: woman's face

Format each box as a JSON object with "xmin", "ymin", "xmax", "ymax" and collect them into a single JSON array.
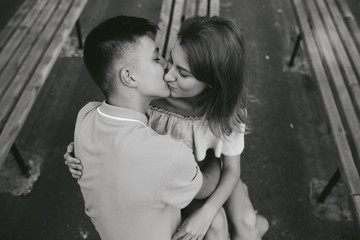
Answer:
[{"xmin": 164, "ymin": 41, "xmax": 208, "ymax": 98}]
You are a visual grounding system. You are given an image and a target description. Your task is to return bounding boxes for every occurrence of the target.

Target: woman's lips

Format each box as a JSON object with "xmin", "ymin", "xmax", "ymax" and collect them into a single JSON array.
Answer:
[{"xmin": 167, "ymin": 84, "xmax": 176, "ymax": 90}]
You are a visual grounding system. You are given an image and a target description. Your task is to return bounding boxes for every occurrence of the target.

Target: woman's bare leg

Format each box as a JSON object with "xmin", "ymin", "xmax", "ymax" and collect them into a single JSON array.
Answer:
[
  {"xmin": 204, "ymin": 207, "xmax": 229, "ymax": 240},
  {"xmin": 224, "ymin": 181, "xmax": 268, "ymax": 240},
  {"xmin": 182, "ymin": 200, "xmax": 229, "ymax": 240}
]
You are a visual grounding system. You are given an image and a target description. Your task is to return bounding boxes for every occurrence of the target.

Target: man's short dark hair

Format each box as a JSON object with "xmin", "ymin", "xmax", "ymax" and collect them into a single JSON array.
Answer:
[{"xmin": 83, "ymin": 16, "xmax": 158, "ymax": 97}]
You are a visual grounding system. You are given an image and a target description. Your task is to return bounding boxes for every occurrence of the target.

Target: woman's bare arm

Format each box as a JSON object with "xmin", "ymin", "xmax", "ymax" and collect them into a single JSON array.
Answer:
[{"xmin": 64, "ymin": 142, "xmax": 83, "ymax": 179}]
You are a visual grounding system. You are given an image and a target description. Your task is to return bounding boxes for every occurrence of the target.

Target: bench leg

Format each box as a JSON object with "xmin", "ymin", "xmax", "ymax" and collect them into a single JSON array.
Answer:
[
  {"xmin": 11, "ymin": 144, "xmax": 30, "ymax": 178},
  {"xmin": 317, "ymin": 168, "xmax": 341, "ymax": 203},
  {"xmin": 75, "ymin": 20, "xmax": 83, "ymax": 49},
  {"xmin": 288, "ymin": 33, "xmax": 302, "ymax": 67}
]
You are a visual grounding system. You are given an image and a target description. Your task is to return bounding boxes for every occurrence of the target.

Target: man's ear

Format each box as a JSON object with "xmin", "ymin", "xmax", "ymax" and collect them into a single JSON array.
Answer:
[{"xmin": 119, "ymin": 68, "xmax": 137, "ymax": 88}]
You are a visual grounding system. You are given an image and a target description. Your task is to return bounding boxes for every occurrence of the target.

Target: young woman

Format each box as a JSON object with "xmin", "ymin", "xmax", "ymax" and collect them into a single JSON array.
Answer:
[{"xmin": 65, "ymin": 16, "xmax": 268, "ymax": 240}]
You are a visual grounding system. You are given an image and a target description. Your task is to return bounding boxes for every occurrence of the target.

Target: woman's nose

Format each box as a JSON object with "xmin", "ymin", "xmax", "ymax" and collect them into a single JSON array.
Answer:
[
  {"xmin": 164, "ymin": 65, "xmax": 176, "ymax": 82},
  {"xmin": 163, "ymin": 60, "xmax": 175, "ymax": 81}
]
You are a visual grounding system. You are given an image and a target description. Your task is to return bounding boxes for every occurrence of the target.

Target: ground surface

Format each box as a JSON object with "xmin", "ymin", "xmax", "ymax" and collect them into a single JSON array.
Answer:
[{"xmin": 0, "ymin": 0, "xmax": 359, "ymax": 239}]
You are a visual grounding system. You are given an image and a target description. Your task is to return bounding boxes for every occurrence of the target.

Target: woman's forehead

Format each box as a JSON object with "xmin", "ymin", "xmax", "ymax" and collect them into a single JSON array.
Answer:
[{"xmin": 171, "ymin": 42, "xmax": 189, "ymax": 67}]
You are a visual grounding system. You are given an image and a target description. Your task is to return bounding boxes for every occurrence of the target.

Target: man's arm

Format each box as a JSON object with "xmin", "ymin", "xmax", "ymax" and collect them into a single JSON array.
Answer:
[{"xmin": 161, "ymin": 144, "xmax": 203, "ymax": 209}]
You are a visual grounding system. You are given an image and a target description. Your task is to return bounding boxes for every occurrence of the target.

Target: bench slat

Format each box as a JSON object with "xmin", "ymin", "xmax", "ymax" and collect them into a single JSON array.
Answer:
[
  {"xmin": 198, "ymin": 0, "xmax": 208, "ymax": 16},
  {"xmin": 155, "ymin": 0, "xmax": 173, "ymax": 57},
  {"xmin": 0, "ymin": 0, "xmax": 62, "ymax": 99},
  {"xmin": 156, "ymin": 0, "xmax": 219, "ymax": 58},
  {"xmin": 293, "ymin": 0, "xmax": 360, "ymax": 195},
  {"xmin": 337, "ymin": 0, "xmax": 360, "ymax": 51},
  {"xmin": 0, "ymin": 0, "xmax": 48, "ymax": 74},
  {"xmin": 210, "ymin": 0, "xmax": 220, "ymax": 17},
  {"xmin": 324, "ymin": 0, "xmax": 360, "ymax": 113},
  {"xmin": 0, "ymin": 0, "xmax": 37, "ymax": 52},
  {"xmin": 165, "ymin": 0, "xmax": 185, "ymax": 59},
  {"xmin": 184, "ymin": 0, "xmax": 196, "ymax": 19},
  {"xmin": 0, "ymin": 0, "xmax": 88, "ymax": 168},
  {"xmin": 307, "ymin": 0, "xmax": 360, "ymax": 159},
  {"xmin": 0, "ymin": 0, "xmax": 73, "ymax": 131}
]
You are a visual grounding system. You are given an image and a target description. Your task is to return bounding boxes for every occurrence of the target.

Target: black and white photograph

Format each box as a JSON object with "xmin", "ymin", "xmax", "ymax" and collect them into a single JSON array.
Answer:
[{"xmin": 0, "ymin": 0, "xmax": 359, "ymax": 239}]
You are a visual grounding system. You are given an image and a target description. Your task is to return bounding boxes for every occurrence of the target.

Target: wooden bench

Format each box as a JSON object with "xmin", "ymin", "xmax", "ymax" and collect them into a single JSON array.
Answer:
[
  {"xmin": 290, "ymin": 0, "xmax": 360, "ymax": 233},
  {"xmin": 155, "ymin": 0, "xmax": 220, "ymax": 59},
  {"xmin": 0, "ymin": 0, "xmax": 88, "ymax": 174}
]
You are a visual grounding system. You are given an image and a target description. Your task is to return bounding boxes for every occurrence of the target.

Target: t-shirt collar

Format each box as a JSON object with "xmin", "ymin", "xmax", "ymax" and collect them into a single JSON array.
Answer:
[{"xmin": 98, "ymin": 101, "xmax": 148, "ymax": 127}]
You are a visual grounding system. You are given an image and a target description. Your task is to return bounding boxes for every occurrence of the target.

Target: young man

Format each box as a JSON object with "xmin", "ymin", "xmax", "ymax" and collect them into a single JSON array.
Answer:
[{"xmin": 73, "ymin": 16, "xmax": 219, "ymax": 240}]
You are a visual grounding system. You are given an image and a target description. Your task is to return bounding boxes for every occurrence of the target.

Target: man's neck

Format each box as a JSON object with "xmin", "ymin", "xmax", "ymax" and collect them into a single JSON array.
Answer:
[{"xmin": 107, "ymin": 96, "xmax": 151, "ymax": 114}]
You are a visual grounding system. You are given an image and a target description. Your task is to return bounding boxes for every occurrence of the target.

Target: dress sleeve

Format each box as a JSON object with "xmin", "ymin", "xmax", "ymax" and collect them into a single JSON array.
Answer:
[
  {"xmin": 221, "ymin": 124, "xmax": 245, "ymax": 157},
  {"xmin": 161, "ymin": 144, "xmax": 203, "ymax": 209},
  {"xmin": 193, "ymin": 123, "xmax": 246, "ymax": 160}
]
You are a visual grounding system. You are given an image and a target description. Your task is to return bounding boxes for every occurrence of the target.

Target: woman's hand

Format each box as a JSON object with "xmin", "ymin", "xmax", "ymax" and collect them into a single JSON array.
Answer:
[
  {"xmin": 172, "ymin": 205, "xmax": 217, "ymax": 240},
  {"xmin": 63, "ymin": 142, "xmax": 83, "ymax": 179}
]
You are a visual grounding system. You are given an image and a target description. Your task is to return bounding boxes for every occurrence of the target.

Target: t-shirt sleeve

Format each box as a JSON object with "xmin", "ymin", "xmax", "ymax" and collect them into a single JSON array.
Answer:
[
  {"xmin": 74, "ymin": 102, "xmax": 101, "ymax": 140},
  {"xmin": 161, "ymin": 144, "xmax": 203, "ymax": 209}
]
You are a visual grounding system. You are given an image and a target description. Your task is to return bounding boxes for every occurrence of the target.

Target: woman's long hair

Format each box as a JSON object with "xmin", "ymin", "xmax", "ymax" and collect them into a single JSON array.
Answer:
[{"xmin": 178, "ymin": 16, "xmax": 248, "ymax": 138}]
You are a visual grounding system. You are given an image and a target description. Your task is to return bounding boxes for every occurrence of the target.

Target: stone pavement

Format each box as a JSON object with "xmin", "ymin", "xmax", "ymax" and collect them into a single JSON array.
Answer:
[{"xmin": 0, "ymin": 0, "xmax": 358, "ymax": 239}]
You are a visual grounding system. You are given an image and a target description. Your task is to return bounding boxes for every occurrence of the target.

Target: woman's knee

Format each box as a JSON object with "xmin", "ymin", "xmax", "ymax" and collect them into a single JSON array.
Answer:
[
  {"xmin": 257, "ymin": 214, "xmax": 269, "ymax": 237},
  {"xmin": 237, "ymin": 211, "xmax": 269, "ymax": 237},
  {"xmin": 240, "ymin": 208, "xmax": 257, "ymax": 230}
]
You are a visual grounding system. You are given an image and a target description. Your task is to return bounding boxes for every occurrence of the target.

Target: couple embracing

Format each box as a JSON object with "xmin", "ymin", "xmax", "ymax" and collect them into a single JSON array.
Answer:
[{"xmin": 64, "ymin": 15, "xmax": 268, "ymax": 240}]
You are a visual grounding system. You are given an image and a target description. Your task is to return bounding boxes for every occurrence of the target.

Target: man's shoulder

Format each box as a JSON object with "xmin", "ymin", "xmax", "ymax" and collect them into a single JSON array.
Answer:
[
  {"xmin": 144, "ymin": 129, "xmax": 186, "ymax": 149},
  {"xmin": 137, "ymin": 129, "xmax": 193, "ymax": 160},
  {"xmin": 77, "ymin": 102, "xmax": 101, "ymax": 119},
  {"xmin": 139, "ymin": 132, "xmax": 197, "ymax": 179}
]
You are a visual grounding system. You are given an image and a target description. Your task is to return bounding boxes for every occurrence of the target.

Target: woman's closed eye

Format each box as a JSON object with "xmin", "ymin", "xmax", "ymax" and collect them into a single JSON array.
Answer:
[
  {"xmin": 168, "ymin": 57, "xmax": 188, "ymax": 78},
  {"xmin": 178, "ymin": 69, "xmax": 188, "ymax": 78}
]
